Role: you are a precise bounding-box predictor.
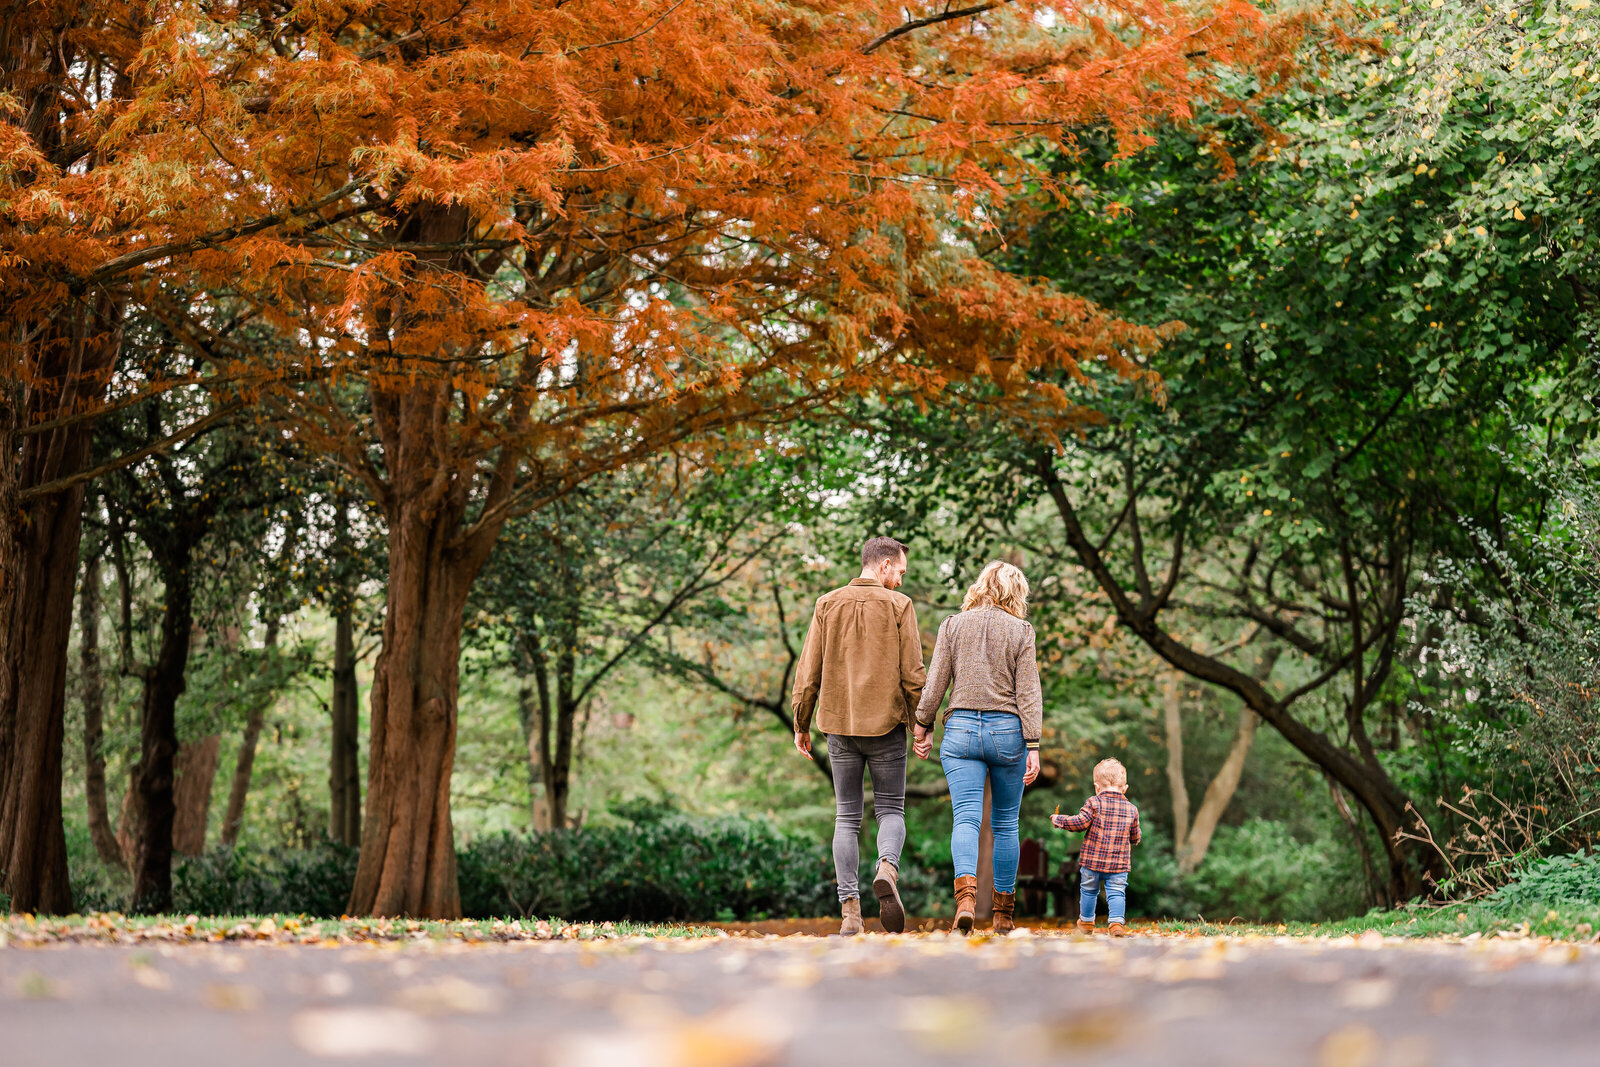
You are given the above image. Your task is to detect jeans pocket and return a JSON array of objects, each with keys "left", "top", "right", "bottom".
[
  {"left": 989, "top": 721, "right": 1024, "bottom": 764},
  {"left": 940, "top": 727, "right": 973, "bottom": 761}
]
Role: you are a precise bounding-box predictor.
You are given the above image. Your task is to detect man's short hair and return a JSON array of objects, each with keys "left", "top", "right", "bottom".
[{"left": 861, "top": 536, "right": 909, "bottom": 568}]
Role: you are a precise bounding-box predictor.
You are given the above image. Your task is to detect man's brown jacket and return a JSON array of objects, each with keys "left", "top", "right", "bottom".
[{"left": 791, "top": 577, "right": 926, "bottom": 737}]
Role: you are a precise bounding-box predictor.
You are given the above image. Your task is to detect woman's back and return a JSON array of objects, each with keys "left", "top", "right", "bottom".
[{"left": 917, "top": 606, "right": 1043, "bottom": 745}]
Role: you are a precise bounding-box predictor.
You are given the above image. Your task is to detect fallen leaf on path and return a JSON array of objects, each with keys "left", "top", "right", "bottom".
[
  {"left": 318, "top": 971, "right": 353, "bottom": 997},
  {"left": 1540, "top": 944, "right": 1581, "bottom": 965},
  {"left": 131, "top": 965, "right": 171, "bottom": 991},
  {"left": 1337, "top": 978, "right": 1395, "bottom": 1010},
  {"left": 546, "top": 997, "right": 790, "bottom": 1067},
  {"left": 1318, "top": 1024, "right": 1380, "bottom": 1067},
  {"left": 1035, "top": 1009, "right": 1131, "bottom": 1052},
  {"left": 291, "top": 1007, "right": 436, "bottom": 1058},
  {"left": 896, "top": 996, "right": 985, "bottom": 1053},
  {"left": 394, "top": 976, "right": 503, "bottom": 1014},
  {"left": 205, "top": 984, "right": 262, "bottom": 1011},
  {"left": 1152, "top": 957, "right": 1225, "bottom": 982},
  {"left": 16, "top": 972, "right": 59, "bottom": 999}
]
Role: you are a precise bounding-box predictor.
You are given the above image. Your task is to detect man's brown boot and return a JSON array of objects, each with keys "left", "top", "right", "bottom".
[
  {"left": 873, "top": 860, "right": 905, "bottom": 934},
  {"left": 1076, "top": 919, "right": 1095, "bottom": 936},
  {"left": 951, "top": 876, "right": 979, "bottom": 934},
  {"left": 1109, "top": 922, "right": 1129, "bottom": 938},
  {"left": 840, "top": 897, "right": 864, "bottom": 936},
  {"left": 992, "top": 891, "right": 1017, "bottom": 936}
]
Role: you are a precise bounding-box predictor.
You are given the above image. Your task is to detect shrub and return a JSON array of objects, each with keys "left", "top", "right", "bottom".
[
  {"left": 458, "top": 815, "right": 836, "bottom": 920},
  {"left": 1484, "top": 850, "right": 1600, "bottom": 914},
  {"left": 1124, "top": 827, "right": 1190, "bottom": 920},
  {"left": 1181, "top": 819, "right": 1365, "bottom": 922},
  {"left": 171, "top": 844, "right": 360, "bottom": 917}
]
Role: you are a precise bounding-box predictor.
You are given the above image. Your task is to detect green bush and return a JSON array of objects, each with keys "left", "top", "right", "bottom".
[
  {"left": 458, "top": 815, "right": 836, "bottom": 920},
  {"left": 1124, "top": 827, "right": 1190, "bottom": 919},
  {"left": 1485, "top": 850, "right": 1600, "bottom": 914},
  {"left": 171, "top": 844, "right": 360, "bottom": 917},
  {"left": 1181, "top": 819, "right": 1365, "bottom": 922}
]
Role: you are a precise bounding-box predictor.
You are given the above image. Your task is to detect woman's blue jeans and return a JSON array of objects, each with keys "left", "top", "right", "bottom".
[{"left": 940, "top": 710, "right": 1027, "bottom": 893}]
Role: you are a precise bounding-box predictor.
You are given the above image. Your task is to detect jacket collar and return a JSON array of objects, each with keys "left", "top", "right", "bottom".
[{"left": 849, "top": 577, "right": 883, "bottom": 588}]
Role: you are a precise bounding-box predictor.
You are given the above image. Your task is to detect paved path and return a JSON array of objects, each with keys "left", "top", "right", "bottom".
[{"left": 4, "top": 929, "right": 1599, "bottom": 1066}]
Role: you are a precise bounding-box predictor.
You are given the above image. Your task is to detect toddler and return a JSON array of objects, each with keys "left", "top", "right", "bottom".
[{"left": 1051, "top": 757, "right": 1141, "bottom": 936}]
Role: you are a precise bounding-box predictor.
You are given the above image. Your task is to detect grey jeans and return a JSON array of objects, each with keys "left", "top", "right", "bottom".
[{"left": 826, "top": 726, "right": 907, "bottom": 902}]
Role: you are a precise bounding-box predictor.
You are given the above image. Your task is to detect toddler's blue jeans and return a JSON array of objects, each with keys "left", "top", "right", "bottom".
[
  {"left": 1079, "top": 867, "right": 1129, "bottom": 924},
  {"left": 940, "top": 710, "right": 1027, "bottom": 893}
]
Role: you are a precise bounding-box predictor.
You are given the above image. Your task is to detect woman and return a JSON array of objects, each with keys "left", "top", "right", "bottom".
[{"left": 913, "top": 560, "right": 1042, "bottom": 935}]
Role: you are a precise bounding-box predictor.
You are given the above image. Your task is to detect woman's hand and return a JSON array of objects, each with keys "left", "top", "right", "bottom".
[
  {"left": 1023, "top": 750, "right": 1040, "bottom": 785},
  {"left": 912, "top": 724, "right": 934, "bottom": 760}
]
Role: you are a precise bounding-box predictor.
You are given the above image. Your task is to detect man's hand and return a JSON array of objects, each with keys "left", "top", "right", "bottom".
[
  {"left": 794, "top": 730, "right": 813, "bottom": 758},
  {"left": 912, "top": 723, "right": 933, "bottom": 760},
  {"left": 1023, "top": 750, "right": 1041, "bottom": 786}
]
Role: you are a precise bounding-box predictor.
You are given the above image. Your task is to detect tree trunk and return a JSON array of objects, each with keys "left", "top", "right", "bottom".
[
  {"left": 171, "top": 734, "right": 221, "bottom": 856},
  {"left": 348, "top": 203, "right": 513, "bottom": 917},
  {"left": 79, "top": 555, "right": 124, "bottom": 869},
  {"left": 129, "top": 557, "right": 195, "bottom": 913},
  {"left": 220, "top": 618, "right": 281, "bottom": 847},
  {"left": 329, "top": 601, "right": 361, "bottom": 846},
  {"left": 347, "top": 481, "right": 496, "bottom": 917},
  {"left": 1177, "top": 708, "right": 1258, "bottom": 874},
  {"left": 0, "top": 305, "right": 121, "bottom": 914},
  {"left": 515, "top": 683, "right": 552, "bottom": 830},
  {"left": 1162, "top": 670, "right": 1190, "bottom": 857}
]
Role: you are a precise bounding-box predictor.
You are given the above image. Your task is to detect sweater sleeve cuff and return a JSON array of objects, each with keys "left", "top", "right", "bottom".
[{"left": 1025, "top": 740, "right": 1040, "bottom": 750}]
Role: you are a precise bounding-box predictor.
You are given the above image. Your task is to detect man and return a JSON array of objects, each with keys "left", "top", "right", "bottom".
[{"left": 791, "top": 536, "right": 927, "bottom": 935}]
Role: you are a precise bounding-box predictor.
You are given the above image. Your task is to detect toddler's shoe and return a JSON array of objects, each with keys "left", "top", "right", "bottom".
[
  {"left": 1076, "top": 920, "right": 1095, "bottom": 935},
  {"left": 1109, "top": 922, "right": 1128, "bottom": 938}
]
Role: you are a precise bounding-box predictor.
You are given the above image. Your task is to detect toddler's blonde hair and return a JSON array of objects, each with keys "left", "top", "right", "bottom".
[
  {"left": 1093, "top": 758, "right": 1128, "bottom": 791},
  {"left": 961, "top": 560, "right": 1030, "bottom": 619}
]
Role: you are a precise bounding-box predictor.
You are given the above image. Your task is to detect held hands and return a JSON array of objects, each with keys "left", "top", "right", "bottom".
[{"left": 912, "top": 723, "right": 934, "bottom": 760}]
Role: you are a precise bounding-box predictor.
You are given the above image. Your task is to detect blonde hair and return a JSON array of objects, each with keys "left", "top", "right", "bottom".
[
  {"left": 1093, "top": 758, "right": 1128, "bottom": 791},
  {"left": 961, "top": 560, "right": 1030, "bottom": 619}
]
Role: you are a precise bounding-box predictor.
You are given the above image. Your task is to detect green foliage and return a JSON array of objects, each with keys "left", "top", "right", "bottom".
[
  {"left": 457, "top": 816, "right": 836, "bottom": 921},
  {"left": 1182, "top": 819, "right": 1367, "bottom": 923},
  {"left": 1486, "top": 851, "right": 1600, "bottom": 914},
  {"left": 170, "top": 845, "right": 360, "bottom": 918},
  {"left": 1409, "top": 432, "right": 1600, "bottom": 883},
  {"left": 1124, "top": 826, "right": 1188, "bottom": 919}
]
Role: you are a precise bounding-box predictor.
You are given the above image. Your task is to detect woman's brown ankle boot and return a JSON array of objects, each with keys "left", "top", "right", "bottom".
[
  {"left": 992, "top": 891, "right": 1016, "bottom": 935},
  {"left": 951, "top": 875, "right": 979, "bottom": 934}
]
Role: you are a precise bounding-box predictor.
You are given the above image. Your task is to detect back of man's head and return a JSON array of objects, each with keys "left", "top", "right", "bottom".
[{"left": 861, "top": 536, "right": 909, "bottom": 569}]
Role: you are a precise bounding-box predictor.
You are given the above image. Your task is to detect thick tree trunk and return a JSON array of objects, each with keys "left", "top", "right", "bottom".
[
  {"left": 0, "top": 307, "right": 120, "bottom": 914},
  {"left": 329, "top": 601, "right": 361, "bottom": 846},
  {"left": 347, "top": 485, "right": 495, "bottom": 917},
  {"left": 171, "top": 734, "right": 221, "bottom": 856},
  {"left": 348, "top": 203, "right": 512, "bottom": 916},
  {"left": 129, "top": 559, "right": 194, "bottom": 913},
  {"left": 79, "top": 556, "right": 124, "bottom": 869},
  {"left": 220, "top": 618, "right": 281, "bottom": 847}
]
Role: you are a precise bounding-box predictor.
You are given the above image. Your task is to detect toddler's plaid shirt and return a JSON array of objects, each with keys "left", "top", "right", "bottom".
[{"left": 1057, "top": 791, "right": 1141, "bottom": 873}]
